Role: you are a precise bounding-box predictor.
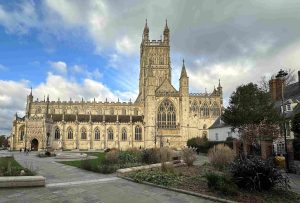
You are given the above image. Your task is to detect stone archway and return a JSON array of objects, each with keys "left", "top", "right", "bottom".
[{"left": 31, "top": 138, "right": 39, "bottom": 151}]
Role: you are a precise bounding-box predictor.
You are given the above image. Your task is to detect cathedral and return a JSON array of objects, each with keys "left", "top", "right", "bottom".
[{"left": 9, "top": 21, "right": 223, "bottom": 151}]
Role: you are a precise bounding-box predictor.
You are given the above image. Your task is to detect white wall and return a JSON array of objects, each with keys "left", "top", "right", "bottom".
[{"left": 208, "top": 127, "right": 239, "bottom": 141}]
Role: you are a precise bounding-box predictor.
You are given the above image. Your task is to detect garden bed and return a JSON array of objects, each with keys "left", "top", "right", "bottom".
[
  {"left": 0, "top": 157, "right": 35, "bottom": 176},
  {"left": 122, "top": 164, "right": 300, "bottom": 203}
]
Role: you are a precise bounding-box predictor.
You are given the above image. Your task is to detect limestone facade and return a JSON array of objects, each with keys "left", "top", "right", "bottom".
[{"left": 10, "top": 21, "right": 223, "bottom": 151}]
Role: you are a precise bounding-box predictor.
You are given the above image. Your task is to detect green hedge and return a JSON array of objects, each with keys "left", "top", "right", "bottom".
[{"left": 187, "top": 137, "right": 234, "bottom": 154}]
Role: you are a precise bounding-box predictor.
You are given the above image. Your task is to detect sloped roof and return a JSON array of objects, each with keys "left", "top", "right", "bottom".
[
  {"left": 208, "top": 116, "right": 231, "bottom": 129},
  {"left": 156, "top": 78, "right": 178, "bottom": 94}
]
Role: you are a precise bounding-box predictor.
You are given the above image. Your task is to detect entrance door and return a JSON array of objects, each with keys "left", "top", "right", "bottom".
[{"left": 31, "top": 139, "right": 39, "bottom": 151}]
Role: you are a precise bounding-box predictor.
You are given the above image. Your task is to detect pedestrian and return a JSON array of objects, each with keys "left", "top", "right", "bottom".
[
  {"left": 24, "top": 147, "right": 26, "bottom": 154},
  {"left": 19, "top": 148, "right": 22, "bottom": 153}
]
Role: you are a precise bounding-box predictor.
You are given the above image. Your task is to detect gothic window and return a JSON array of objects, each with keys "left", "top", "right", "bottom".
[
  {"left": 203, "top": 124, "right": 207, "bottom": 130},
  {"left": 110, "top": 108, "right": 114, "bottom": 115},
  {"left": 19, "top": 126, "right": 25, "bottom": 141},
  {"left": 122, "top": 108, "right": 126, "bottom": 115},
  {"left": 211, "top": 102, "right": 220, "bottom": 117},
  {"left": 67, "top": 128, "right": 73, "bottom": 139},
  {"left": 191, "top": 101, "right": 199, "bottom": 113},
  {"left": 94, "top": 128, "right": 100, "bottom": 140},
  {"left": 107, "top": 128, "right": 114, "bottom": 140},
  {"left": 81, "top": 128, "right": 87, "bottom": 140},
  {"left": 36, "top": 107, "right": 42, "bottom": 114},
  {"left": 201, "top": 103, "right": 209, "bottom": 117},
  {"left": 135, "top": 126, "right": 142, "bottom": 141},
  {"left": 157, "top": 99, "right": 176, "bottom": 129},
  {"left": 54, "top": 127, "right": 60, "bottom": 140},
  {"left": 203, "top": 131, "right": 208, "bottom": 139},
  {"left": 51, "top": 108, "right": 55, "bottom": 114},
  {"left": 121, "top": 128, "right": 127, "bottom": 141}
]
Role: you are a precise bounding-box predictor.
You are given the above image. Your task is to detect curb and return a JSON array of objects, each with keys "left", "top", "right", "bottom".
[
  {"left": 0, "top": 176, "right": 46, "bottom": 188},
  {"left": 119, "top": 176, "right": 237, "bottom": 203}
]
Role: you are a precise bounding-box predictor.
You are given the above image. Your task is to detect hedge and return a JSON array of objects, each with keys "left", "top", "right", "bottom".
[{"left": 187, "top": 137, "right": 234, "bottom": 154}]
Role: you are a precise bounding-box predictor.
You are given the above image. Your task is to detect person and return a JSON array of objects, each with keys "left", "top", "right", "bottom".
[
  {"left": 24, "top": 147, "right": 26, "bottom": 154},
  {"left": 19, "top": 148, "right": 22, "bottom": 153}
]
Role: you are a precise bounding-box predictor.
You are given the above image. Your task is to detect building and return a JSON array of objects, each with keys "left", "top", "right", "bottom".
[
  {"left": 9, "top": 21, "right": 223, "bottom": 151},
  {"left": 208, "top": 116, "right": 239, "bottom": 141},
  {"left": 269, "top": 71, "right": 300, "bottom": 155}
]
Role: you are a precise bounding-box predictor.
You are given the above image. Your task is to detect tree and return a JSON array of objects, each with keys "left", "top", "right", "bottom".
[
  {"left": 0, "top": 135, "right": 8, "bottom": 148},
  {"left": 222, "top": 83, "right": 282, "bottom": 155},
  {"left": 292, "top": 113, "right": 300, "bottom": 137}
]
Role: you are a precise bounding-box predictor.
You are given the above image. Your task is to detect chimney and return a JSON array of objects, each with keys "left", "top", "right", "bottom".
[{"left": 269, "top": 78, "right": 282, "bottom": 101}]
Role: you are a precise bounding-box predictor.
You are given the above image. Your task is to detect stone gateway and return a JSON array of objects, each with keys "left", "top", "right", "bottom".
[{"left": 10, "top": 21, "right": 223, "bottom": 151}]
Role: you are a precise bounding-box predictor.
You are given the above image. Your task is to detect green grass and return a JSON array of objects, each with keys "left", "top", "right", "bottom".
[
  {"left": 0, "top": 157, "right": 35, "bottom": 176},
  {"left": 59, "top": 152, "right": 106, "bottom": 170}
]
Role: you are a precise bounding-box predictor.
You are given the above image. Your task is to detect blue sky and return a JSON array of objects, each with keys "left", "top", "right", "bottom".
[{"left": 1, "top": 0, "right": 300, "bottom": 135}]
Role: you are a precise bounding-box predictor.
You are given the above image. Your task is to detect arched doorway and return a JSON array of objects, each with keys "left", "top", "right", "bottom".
[{"left": 31, "top": 139, "right": 39, "bottom": 151}]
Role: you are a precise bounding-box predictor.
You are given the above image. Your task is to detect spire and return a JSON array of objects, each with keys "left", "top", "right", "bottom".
[
  {"left": 218, "top": 79, "right": 221, "bottom": 87},
  {"left": 164, "top": 19, "right": 169, "bottom": 31},
  {"left": 180, "top": 59, "right": 188, "bottom": 79},
  {"left": 163, "top": 19, "right": 169, "bottom": 43},
  {"left": 47, "top": 94, "right": 49, "bottom": 102},
  {"left": 30, "top": 87, "right": 32, "bottom": 95}
]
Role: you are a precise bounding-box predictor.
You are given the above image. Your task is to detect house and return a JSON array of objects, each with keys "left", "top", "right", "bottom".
[{"left": 208, "top": 116, "right": 239, "bottom": 141}]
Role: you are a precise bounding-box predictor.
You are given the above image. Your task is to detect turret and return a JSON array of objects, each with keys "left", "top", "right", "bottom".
[
  {"left": 179, "top": 59, "right": 189, "bottom": 96},
  {"left": 26, "top": 87, "right": 33, "bottom": 117},
  {"left": 143, "top": 19, "right": 149, "bottom": 42},
  {"left": 163, "top": 19, "right": 169, "bottom": 44},
  {"left": 217, "top": 79, "right": 223, "bottom": 105}
]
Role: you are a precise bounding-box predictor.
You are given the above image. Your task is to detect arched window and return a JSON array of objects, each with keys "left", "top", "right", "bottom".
[
  {"left": 121, "top": 128, "right": 127, "bottom": 141},
  {"left": 94, "top": 128, "right": 100, "bottom": 140},
  {"left": 81, "top": 128, "right": 87, "bottom": 140},
  {"left": 67, "top": 128, "right": 73, "bottom": 139},
  {"left": 211, "top": 102, "right": 220, "bottom": 117},
  {"left": 157, "top": 99, "right": 176, "bottom": 129},
  {"left": 19, "top": 126, "right": 25, "bottom": 141},
  {"left": 36, "top": 107, "right": 42, "bottom": 114},
  {"left": 201, "top": 103, "right": 209, "bottom": 117},
  {"left": 135, "top": 126, "right": 142, "bottom": 141},
  {"left": 203, "top": 124, "right": 207, "bottom": 130},
  {"left": 107, "top": 128, "right": 113, "bottom": 140},
  {"left": 54, "top": 128, "right": 60, "bottom": 140}
]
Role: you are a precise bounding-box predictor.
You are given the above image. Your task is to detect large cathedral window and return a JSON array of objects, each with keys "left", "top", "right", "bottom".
[
  {"left": 121, "top": 128, "right": 127, "bottom": 141},
  {"left": 94, "top": 128, "right": 100, "bottom": 140},
  {"left": 201, "top": 103, "right": 210, "bottom": 117},
  {"left": 81, "top": 128, "right": 87, "bottom": 140},
  {"left": 67, "top": 128, "right": 73, "bottom": 139},
  {"left": 19, "top": 126, "right": 25, "bottom": 141},
  {"left": 135, "top": 126, "right": 142, "bottom": 141},
  {"left": 54, "top": 128, "right": 60, "bottom": 140},
  {"left": 211, "top": 102, "right": 220, "bottom": 117},
  {"left": 157, "top": 99, "right": 176, "bottom": 129},
  {"left": 107, "top": 128, "right": 114, "bottom": 140}
]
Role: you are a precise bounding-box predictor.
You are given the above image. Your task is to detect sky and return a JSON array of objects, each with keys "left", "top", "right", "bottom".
[{"left": 1, "top": 0, "right": 300, "bottom": 135}]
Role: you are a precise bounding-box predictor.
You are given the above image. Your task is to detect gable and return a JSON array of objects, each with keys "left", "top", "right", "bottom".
[{"left": 155, "top": 78, "right": 178, "bottom": 94}]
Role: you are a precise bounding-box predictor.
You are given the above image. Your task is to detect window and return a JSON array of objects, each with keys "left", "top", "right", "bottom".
[
  {"left": 211, "top": 102, "right": 220, "bottom": 117},
  {"left": 36, "top": 107, "right": 42, "bottom": 114},
  {"left": 110, "top": 108, "right": 114, "bottom": 115},
  {"left": 227, "top": 131, "right": 232, "bottom": 137},
  {"left": 157, "top": 99, "right": 176, "bottom": 129},
  {"left": 134, "top": 108, "right": 138, "bottom": 115},
  {"left": 67, "top": 128, "right": 73, "bottom": 139},
  {"left": 54, "top": 128, "right": 60, "bottom": 140},
  {"left": 203, "top": 124, "right": 207, "bottom": 130},
  {"left": 135, "top": 126, "right": 142, "bottom": 141},
  {"left": 287, "top": 104, "right": 291, "bottom": 111},
  {"left": 19, "top": 126, "right": 25, "bottom": 141},
  {"left": 276, "top": 143, "right": 285, "bottom": 155},
  {"left": 202, "top": 131, "right": 207, "bottom": 139},
  {"left": 107, "top": 128, "right": 114, "bottom": 140},
  {"left": 81, "top": 128, "right": 87, "bottom": 139},
  {"left": 94, "top": 128, "right": 100, "bottom": 140},
  {"left": 122, "top": 108, "right": 126, "bottom": 115},
  {"left": 201, "top": 103, "right": 209, "bottom": 117},
  {"left": 215, "top": 133, "right": 219, "bottom": 141},
  {"left": 121, "top": 128, "right": 127, "bottom": 141},
  {"left": 191, "top": 101, "right": 199, "bottom": 113}
]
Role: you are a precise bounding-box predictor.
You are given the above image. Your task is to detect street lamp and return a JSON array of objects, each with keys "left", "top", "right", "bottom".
[{"left": 275, "top": 69, "right": 289, "bottom": 171}]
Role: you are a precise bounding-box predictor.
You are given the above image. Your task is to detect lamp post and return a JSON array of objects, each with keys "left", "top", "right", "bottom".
[{"left": 275, "top": 69, "right": 289, "bottom": 171}]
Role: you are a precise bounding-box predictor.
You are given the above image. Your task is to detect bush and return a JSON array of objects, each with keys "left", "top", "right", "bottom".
[
  {"left": 205, "top": 172, "right": 238, "bottom": 196},
  {"left": 141, "top": 148, "right": 160, "bottom": 164},
  {"left": 187, "top": 137, "right": 233, "bottom": 154},
  {"left": 98, "top": 164, "right": 118, "bottom": 174},
  {"left": 181, "top": 147, "right": 197, "bottom": 166},
  {"left": 118, "top": 150, "right": 141, "bottom": 164},
  {"left": 159, "top": 147, "right": 174, "bottom": 163},
  {"left": 105, "top": 150, "right": 119, "bottom": 164},
  {"left": 130, "top": 170, "right": 181, "bottom": 186},
  {"left": 208, "top": 144, "right": 235, "bottom": 169},
  {"left": 230, "top": 155, "right": 289, "bottom": 191},
  {"left": 161, "top": 162, "right": 174, "bottom": 173},
  {"left": 81, "top": 159, "right": 93, "bottom": 171},
  {"left": 45, "top": 151, "right": 51, "bottom": 156}
]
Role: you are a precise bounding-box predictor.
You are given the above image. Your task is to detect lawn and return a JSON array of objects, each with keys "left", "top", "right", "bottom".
[
  {"left": 0, "top": 156, "right": 35, "bottom": 176},
  {"left": 59, "top": 152, "right": 106, "bottom": 170}
]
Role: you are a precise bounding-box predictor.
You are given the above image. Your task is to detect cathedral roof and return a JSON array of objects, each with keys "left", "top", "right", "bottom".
[{"left": 156, "top": 78, "right": 178, "bottom": 94}]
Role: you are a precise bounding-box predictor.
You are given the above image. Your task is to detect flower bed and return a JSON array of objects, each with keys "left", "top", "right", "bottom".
[{"left": 0, "top": 157, "right": 35, "bottom": 176}]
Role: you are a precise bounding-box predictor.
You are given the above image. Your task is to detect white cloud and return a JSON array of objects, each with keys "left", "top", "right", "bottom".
[
  {"left": 116, "top": 36, "right": 137, "bottom": 55},
  {"left": 49, "top": 61, "right": 67, "bottom": 73},
  {"left": 0, "top": 64, "right": 7, "bottom": 71},
  {"left": 0, "top": 1, "right": 38, "bottom": 34}
]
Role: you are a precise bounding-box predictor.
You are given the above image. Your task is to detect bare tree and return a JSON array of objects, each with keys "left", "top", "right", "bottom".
[{"left": 284, "top": 68, "right": 296, "bottom": 86}]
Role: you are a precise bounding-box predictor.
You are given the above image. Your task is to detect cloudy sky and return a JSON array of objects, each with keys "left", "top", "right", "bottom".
[{"left": 1, "top": 0, "right": 300, "bottom": 135}]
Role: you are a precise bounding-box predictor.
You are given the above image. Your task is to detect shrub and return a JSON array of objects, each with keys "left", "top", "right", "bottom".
[
  {"left": 130, "top": 170, "right": 181, "bottom": 186},
  {"left": 98, "top": 164, "right": 118, "bottom": 174},
  {"left": 187, "top": 137, "right": 234, "bottom": 154},
  {"left": 181, "top": 147, "right": 197, "bottom": 166},
  {"left": 45, "top": 151, "right": 51, "bottom": 156},
  {"left": 141, "top": 148, "right": 160, "bottom": 164},
  {"left": 161, "top": 162, "right": 174, "bottom": 173},
  {"left": 118, "top": 150, "right": 141, "bottom": 164},
  {"left": 81, "top": 159, "right": 93, "bottom": 171},
  {"left": 205, "top": 172, "right": 238, "bottom": 196},
  {"left": 208, "top": 144, "right": 235, "bottom": 169},
  {"left": 230, "top": 155, "right": 289, "bottom": 191},
  {"left": 105, "top": 150, "right": 119, "bottom": 164},
  {"left": 159, "top": 147, "right": 174, "bottom": 163}
]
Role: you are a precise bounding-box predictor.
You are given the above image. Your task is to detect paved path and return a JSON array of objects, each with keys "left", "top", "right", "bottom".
[{"left": 0, "top": 151, "right": 213, "bottom": 203}]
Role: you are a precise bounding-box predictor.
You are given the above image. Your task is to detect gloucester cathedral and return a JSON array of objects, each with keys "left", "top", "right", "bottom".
[{"left": 10, "top": 21, "right": 223, "bottom": 151}]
